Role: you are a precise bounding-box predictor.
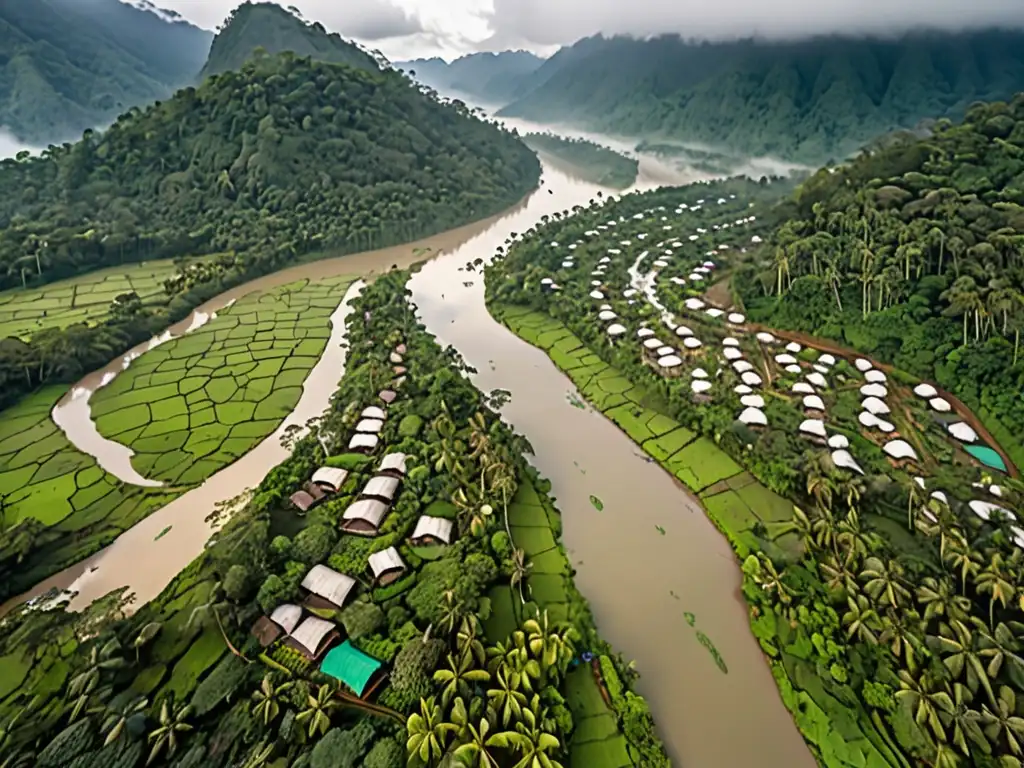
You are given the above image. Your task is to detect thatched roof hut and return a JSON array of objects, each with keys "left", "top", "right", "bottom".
[
  {"left": 312, "top": 467, "right": 349, "bottom": 493},
  {"left": 290, "top": 490, "right": 318, "bottom": 513},
  {"left": 348, "top": 433, "right": 380, "bottom": 452},
  {"left": 270, "top": 604, "right": 303, "bottom": 634},
  {"left": 285, "top": 616, "right": 340, "bottom": 660},
  {"left": 251, "top": 616, "right": 283, "bottom": 647},
  {"left": 411, "top": 515, "right": 454, "bottom": 545},
  {"left": 301, "top": 564, "right": 356, "bottom": 611},
  {"left": 341, "top": 499, "right": 390, "bottom": 536},
  {"left": 362, "top": 475, "right": 400, "bottom": 502},
  {"left": 368, "top": 546, "right": 406, "bottom": 586},
  {"left": 378, "top": 453, "right": 407, "bottom": 477}
]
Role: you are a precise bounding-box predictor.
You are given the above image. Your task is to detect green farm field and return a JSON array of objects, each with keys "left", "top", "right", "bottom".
[
  {"left": 90, "top": 276, "right": 355, "bottom": 485},
  {"left": 0, "top": 259, "right": 187, "bottom": 340}
]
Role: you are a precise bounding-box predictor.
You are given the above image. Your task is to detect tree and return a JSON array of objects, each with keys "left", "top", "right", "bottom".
[
  {"left": 894, "top": 669, "right": 953, "bottom": 742},
  {"left": 147, "top": 700, "right": 192, "bottom": 765},
  {"left": 433, "top": 652, "right": 490, "bottom": 708},
  {"left": 252, "top": 675, "right": 294, "bottom": 726},
  {"left": 296, "top": 684, "right": 339, "bottom": 739},
  {"left": 67, "top": 639, "right": 127, "bottom": 721},
  {"left": 842, "top": 595, "right": 882, "bottom": 644},
  {"left": 405, "top": 697, "right": 456, "bottom": 766},
  {"left": 981, "top": 686, "right": 1024, "bottom": 755},
  {"left": 100, "top": 695, "right": 147, "bottom": 746}
]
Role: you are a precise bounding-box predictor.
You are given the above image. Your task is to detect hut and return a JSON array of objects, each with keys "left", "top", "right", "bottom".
[
  {"left": 251, "top": 616, "right": 284, "bottom": 647},
  {"left": 285, "top": 616, "right": 340, "bottom": 661},
  {"left": 684, "top": 298, "right": 705, "bottom": 311},
  {"left": 792, "top": 382, "right": 814, "bottom": 395},
  {"left": 356, "top": 418, "right": 384, "bottom": 434},
  {"left": 968, "top": 500, "right": 1012, "bottom": 521},
  {"left": 637, "top": 328, "right": 655, "bottom": 339},
  {"left": 290, "top": 485, "right": 325, "bottom": 513},
  {"left": 341, "top": 499, "right": 390, "bottom": 536},
  {"left": 861, "top": 397, "right": 890, "bottom": 416},
  {"left": 828, "top": 434, "right": 849, "bottom": 449},
  {"left": 675, "top": 326, "right": 694, "bottom": 337},
  {"left": 320, "top": 641, "right": 386, "bottom": 698},
  {"left": 864, "top": 370, "right": 887, "bottom": 384},
  {"left": 882, "top": 440, "right": 918, "bottom": 465},
  {"left": 606, "top": 323, "right": 627, "bottom": 337},
  {"left": 799, "top": 419, "right": 827, "bottom": 443},
  {"left": 657, "top": 355, "right": 683, "bottom": 374},
  {"left": 756, "top": 332, "right": 776, "bottom": 344},
  {"left": 734, "top": 384, "right": 753, "bottom": 395},
  {"left": 965, "top": 445, "right": 1008, "bottom": 473},
  {"left": 682, "top": 337, "right": 703, "bottom": 352},
  {"left": 393, "top": 376, "right": 407, "bottom": 389},
  {"left": 855, "top": 359, "right": 873, "bottom": 372},
  {"left": 831, "top": 450, "right": 864, "bottom": 474},
  {"left": 656, "top": 346, "right": 675, "bottom": 358},
  {"left": 860, "top": 383, "right": 887, "bottom": 399},
  {"left": 348, "top": 433, "right": 379, "bottom": 452},
  {"left": 818, "top": 354, "right": 836, "bottom": 366},
  {"left": 393, "top": 365, "right": 408, "bottom": 376},
  {"left": 806, "top": 372, "right": 828, "bottom": 389},
  {"left": 361, "top": 475, "right": 401, "bottom": 503},
  {"left": 361, "top": 406, "right": 387, "bottom": 421},
  {"left": 929, "top": 397, "right": 952, "bottom": 413},
  {"left": 914, "top": 383, "right": 938, "bottom": 398},
  {"left": 740, "top": 394, "right": 765, "bottom": 408},
  {"left": 379, "top": 389, "right": 397, "bottom": 405},
  {"left": 378, "top": 453, "right": 408, "bottom": 477},
  {"left": 785, "top": 342, "right": 802, "bottom": 353},
  {"left": 691, "top": 380, "right": 713, "bottom": 397},
  {"left": 741, "top": 371, "right": 763, "bottom": 387},
  {"left": 803, "top": 395, "right": 826, "bottom": 413},
  {"left": 598, "top": 310, "right": 617, "bottom": 321},
  {"left": 270, "top": 604, "right": 303, "bottom": 635},
  {"left": 727, "top": 313, "right": 745, "bottom": 324},
  {"left": 368, "top": 546, "right": 406, "bottom": 586},
  {"left": 411, "top": 515, "right": 454, "bottom": 546},
  {"left": 705, "top": 308, "right": 725, "bottom": 319},
  {"left": 733, "top": 360, "right": 754, "bottom": 374},
  {"left": 642, "top": 338, "right": 664, "bottom": 354},
  {"left": 301, "top": 565, "right": 357, "bottom": 611},
  {"left": 389, "top": 352, "right": 403, "bottom": 364},
  {"left": 723, "top": 338, "right": 740, "bottom": 347},
  {"left": 775, "top": 354, "right": 798, "bottom": 366},
  {"left": 311, "top": 467, "right": 349, "bottom": 493},
  {"left": 724, "top": 347, "right": 743, "bottom": 361},
  {"left": 395, "top": 343, "right": 407, "bottom": 355},
  {"left": 785, "top": 365, "right": 802, "bottom": 375},
  {"left": 738, "top": 407, "right": 767, "bottom": 427},
  {"left": 947, "top": 422, "right": 978, "bottom": 443}
]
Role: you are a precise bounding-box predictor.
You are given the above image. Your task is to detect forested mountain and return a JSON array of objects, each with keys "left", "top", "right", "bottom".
[
  {"left": 498, "top": 30, "right": 1024, "bottom": 163},
  {"left": 0, "top": 51, "right": 539, "bottom": 406},
  {"left": 397, "top": 50, "right": 545, "bottom": 104},
  {"left": 737, "top": 93, "right": 1024, "bottom": 469},
  {"left": 0, "top": 0, "right": 212, "bottom": 145},
  {"left": 199, "top": 2, "right": 378, "bottom": 80}
]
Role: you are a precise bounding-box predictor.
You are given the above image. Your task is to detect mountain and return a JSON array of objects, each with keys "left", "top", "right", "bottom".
[
  {"left": 497, "top": 30, "right": 1024, "bottom": 163},
  {"left": 199, "top": 2, "right": 377, "bottom": 80},
  {"left": 0, "top": 0, "right": 212, "bottom": 145},
  {"left": 397, "top": 50, "right": 545, "bottom": 105}
]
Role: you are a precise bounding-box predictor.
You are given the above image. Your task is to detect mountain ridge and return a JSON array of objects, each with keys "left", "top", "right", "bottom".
[{"left": 397, "top": 50, "right": 545, "bottom": 104}]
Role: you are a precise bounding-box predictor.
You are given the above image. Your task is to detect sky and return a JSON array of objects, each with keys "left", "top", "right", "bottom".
[{"left": 158, "top": 0, "right": 1024, "bottom": 60}]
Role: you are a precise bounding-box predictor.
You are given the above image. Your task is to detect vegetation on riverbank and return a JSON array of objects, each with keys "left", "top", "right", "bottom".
[
  {"left": 736, "top": 93, "right": 1024, "bottom": 478},
  {"left": 522, "top": 133, "right": 638, "bottom": 188},
  {"left": 0, "top": 270, "right": 667, "bottom": 767},
  {"left": 91, "top": 276, "right": 354, "bottom": 486},
  {"left": 485, "top": 175, "right": 1024, "bottom": 767}
]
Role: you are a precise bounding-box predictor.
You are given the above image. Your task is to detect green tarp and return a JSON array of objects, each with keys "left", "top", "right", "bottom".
[
  {"left": 319, "top": 640, "right": 382, "bottom": 696},
  {"left": 966, "top": 444, "right": 1008, "bottom": 473}
]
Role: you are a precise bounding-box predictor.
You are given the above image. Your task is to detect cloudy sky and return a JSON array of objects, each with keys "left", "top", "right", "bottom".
[{"left": 157, "top": 0, "right": 1024, "bottom": 60}]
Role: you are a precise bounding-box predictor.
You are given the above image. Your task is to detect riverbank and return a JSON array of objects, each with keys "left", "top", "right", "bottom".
[
  {"left": 487, "top": 302, "right": 908, "bottom": 768},
  {"left": 524, "top": 134, "right": 639, "bottom": 189}
]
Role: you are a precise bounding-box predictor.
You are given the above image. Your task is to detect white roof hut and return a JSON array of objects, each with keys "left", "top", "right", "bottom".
[
  {"left": 914, "top": 383, "right": 938, "bottom": 398},
  {"left": 691, "top": 380, "right": 713, "bottom": 394},
  {"left": 706, "top": 308, "right": 725, "bottom": 318},
  {"left": 342, "top": 499, "right": 390, "bottom": 535},
  {"left": 756, "top": 332, "right": 776, "bottom": 344},
  {"left": 723, "top": 337, "right": 740, "bottom": 347},
  {"left": 785, "top": 365, "right": 802, "bottom": 375},
  {"left": 589, "top": 290, "right": 605, "bottom": 300},
  {"left": 929, "top": 397, "right": 952, "bottom": 413},
  {"left": 311, "top": 467, "right": 349, "bottom": 493},
  {"left": 540, "top": 278, "right": 553, "bottom": 286},
  {"left": 804, "top": 395, "right": 826, "bottom": 411},
  {"left": 739, "top": 407, "right": 768, "bottom": 426},
  {"left": 806, "top": 372, "right": 828, "bottom": 389},
  {"left": 637, "top": 328, "right": 655, "bottom": 338},
  {"left": 378, "top": 453, "right": 408, "bottom": 476},
  {"left": 785, "top": 342, "right": 801, "bottom": 353},
  {"left": 828, "top": 434, "right": 850, "bottom": 449},
  {"left": 877, "top": 419, "right": 896, "bottom": 433},
  {"left": 864, "top": 370, "right": 887, "bottom": 383},
  {"left": 855, "top": 359, "right": 873, "bottom": 372},
  {"left": 301, "top": 565, "right": 356, "bottom": 610},
  {"left": 947, "top": 422, "right": 978, "bottom": 443},
  {"left": 270, "top": 604, "right": 303, "bottom": 634},
  {"left": 675, "top": 326, "right": 694, "bottom": 337},
  {"left": 656, "top": 346, "right": 676, "bottom": 357},
  {"left": 723, "top": 347, "right": 743, "bottom": 360},
  {"left": 361, "top": 406, "right": 386, "bottom": 420},
  {"left": 684, "top": 298, "right": 706, "bottom": 311},
  {"left": 643, "top": 338, "right": 663, "bottom": 350},
  {"left": 831, "top": 450, "right": 864, "bottom": 474},
  {"left": 389, "top": 352, "right": 404, "bottom": 364},
  {"left": 969, "top": 500, "right": 1012, "bottom": 521},
  {"left": 861, "top": 397, "right": 891, "bottom": 416},
  {"left": 799, "top": 419, "right": 827, "bottom": 439},
  {"left": 689, "top": 273, "right": 704, "bottom": 281},
  {"left": 818, "top": 354, "right": 836, "bottom": 366},
  {"left": 860, "top": 384, "right": 887, "bottom": 399},
  {"left": 775, "top": 354, "right": 798, "bottom": 365},
  {"left": 883, "top": 440, "right": 918, "bottom": 461},
  {"left": 931, "top": 491, "right": 948, "bottom": 505},
  {"left": 659, "top": 355, "right": 683, "bottom": 369},
  {"left": 741, "top": 394, "right": 765, "bottom": 408},
  {"left": 607, "top": 324, "right": 627, "bottom": 336},
  {"left": 368, "top": 547, "right": 406, "bottom": 583},
  {"left": 812, "top": 364, "right": 830, "bottom": 375},
  {"left": 858, "top": 412, "right": 879, "bottom": 429},
  {"left": 734, "top": 384, "right": 753, "bottom": 394},
  {"left": 792, "top": 382, "right": 815, "bottom": 395},
  {"left": 692, "top": 368, "right": 709, "bottom": 379},
  {"left": 411, "top": 516, "right": 454, "bottom": 545},
  {"left": 355, "top": 418, "right": 384, "bottom": 434},
  {"left": 348, "top": 433, "right": 379, "bottom": 452},
  {"left": 683, "top": 337, "right": 703, "bottom": 349},
  {"left": 728, "top": 313, "right": 746, "bottom": 324},
  {"left": 362, "top": 475, "right": 400, "bottom": 502},
  {"left": 624, "top": 288, "right": 638, "bottom": 297},
  {"left": 287, "top": 616, "right": 338, "bottom": 660},
  {"left": 598, "top": 310, "right": 617, "bottom": 321},
  {"left": 733, "top": 360, "right": 754, "bottom": 373},
  {"left": 741, "top": 371, "right": 763, "bottom": 387}
]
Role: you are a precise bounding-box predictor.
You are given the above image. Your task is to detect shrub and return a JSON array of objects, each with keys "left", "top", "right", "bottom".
[
  {"left": 620, "top": 692, "right": 670, "bottom": 768},
  {"left": 257, "top": 574, "right": 293, "bottom": 614},
  {"left": 490, "top": 531, "right": 512, "bottom": 562},
  {"left": 326, "top": 453, "right": 372, "bottom": 470},
  {"left": 381, "top": 637, "right": 444, "bottom": 712},
  {"left": 397, "top": 414, "right": 423, "bottom": 437},
  {"left": 191, "top": 655, "right": 250, "bottom": 716},
  {"left": 386, "top": 605, "right": 411, "bottom": 634},
  {"left": 310, "top": 722, "right": 375, "bottom": 768},
  {"left": 37, "top": 719, "right": 96, "bottom": 767},
  {"left": 340, "top": 600, "right": 384, "bottom": 639},
  {"left": 223, "top": 564, "right": 254, "bottom": 603},
  {"left": 598, "top": 655, "right": 624, "bottom": 705},
  {"left": 371, "top": 571, "right": 417, "bottom": 602},
  {"left": 292, "top": 524, "right": 336, "bottom": 564},
  {"left": 363, "top": 737, "right": 404, "bottom": 768}
]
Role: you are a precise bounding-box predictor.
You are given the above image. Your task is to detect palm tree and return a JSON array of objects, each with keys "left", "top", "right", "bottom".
[
  {"left": 842, "top": 595, "right": 882, "bottom": 644},
  {"left": 456, "top": 616, "right": 487, "bottom": 668},
  {"left": 946, "top": 683, "right": 988, "bottom": 758},
  {"left": 509, "top": 548, "right": 532, "bottom": 605},
  {"left": 434, "top": 653, "right": 491, "bottom": 707},
  {"left": 101, "top": 695, "right": 147, "bottom": 746},
  {"left": 894, "top": 669, "right": 953, "bottom": 742},
  {"left": 449, "top": 698, "right": 516, "bottom": 768},
  {"left": 944, "top": 536, "right": 983, "bottom": 595},
  {"left": 880, "top": 609, "right": 924, "bottom": 672},
  {"left": 978, "top": 622, "right": 1024, "bottom": 686},
  {"left": 510, "top": 706, "right": 564, "bottom": 768},
  {"left": 819, "top": 551, "right": 859, "bottom": 596},
  {"left": 147, "top": 700, "right": 192, "bottom": 765},
  {"left": 917, "top": 577, "right": 971, "bottom": 627},
  {"left": 860, "top": 556, "right": 911, "bottom": 609},
  {"left": 406, "top": 697, "right": 456, "bottom": 766},
  {"left": 488, "top": 666, "right": 528, "bottom": 726},
  {"left": 981, "top": 686, "right": 1024, "bottom": 755},
  {"left": 252, "top": 675, "right": 294, "bottom": 726},
  {"left": 942, "top": 275, "right": 984, "bottom": 345},
  {"left": 67, "top": 639, "right": 127, "bottom": 721},
  {"left": 838, "top": 510, "right": 879, "bottom": 560},
  {"left": 976, "top": 553, "right": 1016, "bottom": 628},
  {"left": 295, "top": 684, "right": 339, "bottom": 739},
  {"left": 931, "top": 621, "right": 996, "bottom": 709}
]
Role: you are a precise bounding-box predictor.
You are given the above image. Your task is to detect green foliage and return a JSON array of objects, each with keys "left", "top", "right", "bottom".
[
  {"left": 398, "top": 50, "right": 544, "bottom": 105},
  {"left": 291, "top": 524, "right": 337, "bottom": 565},
  {"left": 190, "top": 654, "right": 249, "bottom": 716},
  {"left": 325, "top": 453, "right": 374, "bottom": 470},
  {"left": 37, "top": 718, "right": 96, "bottom": 767},
  {"left": 339, "top": 600, "right": 384, "bottom": 640},
  {"left": 256, "top": 574, "right": 293, "bottom": 614},
  {"left": 598, "top": 655, "right": 624, "bottom": 705},
  {"left": 490, "top": 530, "right": 512, "bottom": 562},
  {"left": 522, "top": 132, "right": 638, "bottom": 188},
  {"left": 499, "top": 30, "right": 1024, "bottom": 163},
  {"left": 397, "top": 414, "right": 423, "bottom": 437},
  {"left": 362, "top": 736, "right": 404, "bottom": 768},
  {"left": 222, "top": 564, "right": 253, "bottom": 603},
  {"left": 309, "top": 722, "right": 376, "bottom": 768},
  {"left": 381, "top": 637, "right": 445, "bottom": 712}
]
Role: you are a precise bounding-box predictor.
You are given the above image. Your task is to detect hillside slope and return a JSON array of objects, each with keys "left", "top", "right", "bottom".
[
  {"left": 397, "top": 50, "right": 544, "bottom": 104},
  {"left": 199, "top": 2, "right": 377, "bottom": 80},
  {"left": 0, "top": 0, "right": 211, "bottom": 144},
  {"left": 498, "top": 31, "right": 1024, "bottom": 163},
  {"left": 737, "top": 93, "right": 1024, "bottom": 466}
]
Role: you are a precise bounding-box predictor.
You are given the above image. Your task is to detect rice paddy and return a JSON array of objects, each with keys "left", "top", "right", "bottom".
[
  {"left": 89, "top": 276, "right": 354, "bottom": 485},
  {"left": 0, "top": 259, "right": 188, "bottom": 339}
]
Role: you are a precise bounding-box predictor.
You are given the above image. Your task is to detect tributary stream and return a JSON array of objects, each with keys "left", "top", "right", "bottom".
[{"left": 7, "top": 161, "right": 815, "bottom": 767}]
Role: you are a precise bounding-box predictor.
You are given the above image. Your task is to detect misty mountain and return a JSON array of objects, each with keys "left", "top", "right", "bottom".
[
  {"left": 497, "top": 30, "right": 1024, "bottom": 163},
  {"left": 199, "top": 2, "right": 378, "bottom": 80},
  {"left": 0, "top": 0, "right": 212, "bottom": 145},
  {"left": 397, "top": 50, "right": 545, "bottom": 104}
]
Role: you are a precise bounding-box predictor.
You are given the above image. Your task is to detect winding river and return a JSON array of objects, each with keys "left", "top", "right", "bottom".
[{"left": 6, "top": 158, "right": 815, "bottom": 766}]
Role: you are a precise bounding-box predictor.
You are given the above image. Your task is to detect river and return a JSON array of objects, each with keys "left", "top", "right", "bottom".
[{"left": 6, "top": 160, "right": 814, "bottom": 766}]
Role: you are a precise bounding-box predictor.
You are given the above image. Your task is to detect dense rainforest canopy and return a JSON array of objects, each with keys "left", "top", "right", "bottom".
[
  {"left": 396, "top": 51, "right": 545, "bottom": 105},
  {"left": 199, "top": 2, "right": 379, "bottom": 81},
  {"left": 498, "top": 30, "right": 1024, "bottom": 164},
  {"left": 520, "top": 132, "right": 638, "bottom": 188},
  {"left": 738, "top": 92, "right": 1024, "bottom": 471},
  {"left": 0, "top": 0, "right": 211, "bottom": 145}
]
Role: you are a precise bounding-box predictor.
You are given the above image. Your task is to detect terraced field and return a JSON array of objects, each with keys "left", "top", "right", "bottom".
[
  {"left": 90, "top": 276, "right": 354, "bottom": 486},
  {"left": 0, "top": 260, "right": 187, "bottom": 339}
]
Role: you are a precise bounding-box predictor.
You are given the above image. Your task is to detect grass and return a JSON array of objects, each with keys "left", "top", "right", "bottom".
[
  {"left": 564, "top": 665, "right": 633, "bottom": 768},
  {"left": 0, "top": 258, "right": 197, "bottom": 340},
  {"left": 91, "top": 276, "right": 354, "bottom": 485}
]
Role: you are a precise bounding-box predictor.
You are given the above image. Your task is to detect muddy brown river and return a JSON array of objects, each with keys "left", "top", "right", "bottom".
[{"left": 7, "top": 159, "right": 814, "bottom": 767}]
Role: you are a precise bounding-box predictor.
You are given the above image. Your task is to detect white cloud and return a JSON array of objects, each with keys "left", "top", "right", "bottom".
[{"left": 484, "top": 0, "right": 1024, "bottom": 47}]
